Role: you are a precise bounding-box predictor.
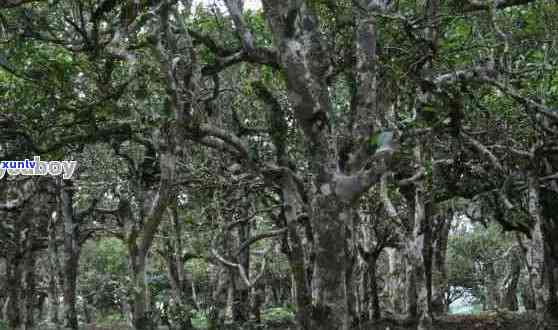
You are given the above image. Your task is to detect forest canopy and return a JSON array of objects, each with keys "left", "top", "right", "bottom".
[{"left": 0, "top": 0, "right": 557, "bottom": 330}]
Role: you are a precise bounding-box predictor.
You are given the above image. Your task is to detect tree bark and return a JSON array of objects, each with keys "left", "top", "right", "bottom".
[
  {"left": 279, "top": 174, "right": 313, "bottom": 330},
  {"left": 430, "top": 214, "right": 451, "bottom": 316},
  {"left": 384, "top": 247, "right": 406, "bottom": 316},
  {"left": 501, "top": 252, "right": 521, "bottom": 311},
  {"left": 484, "top": 262, "right": 500, "bottom": 310},
  {"left": 525, "top": 173, "right": 551, "bottom": 329},
  {"left": 128, "top": 248, "right": 154, "bottom": 330},
  {"left": 232, "top": 216, "right": 251, "bottom": 323},
  {"left": 367, "top": 253, "right": 381, "bottom": 322},
  {"left": 47, "top": 210, "right": 61, "bottom": 328},
  {"left": 60, "top": 181, "right": 81, "bottom": 330},
  {"left": 310, "top": 200, "right": 349, "bottom": 330},
  {"left": 163, "top": 206, "right": 194, "bottom": 330},
  {"left": 21, "top": 239, "right": 36, "bottom": 330},
  {"left": 404, "top": 144, "right": 432, "bottom": 330},
  {"left": 6, "top": 252, "right": 22, "bottom": 329}
]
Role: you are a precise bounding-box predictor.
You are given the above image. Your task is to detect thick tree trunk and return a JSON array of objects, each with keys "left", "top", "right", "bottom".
[
  {"left": 128, "top": 247, "right": 155, "bottom": 330},
  {"left": 310, "top": 199, "right": 348, "bottom": 330}
]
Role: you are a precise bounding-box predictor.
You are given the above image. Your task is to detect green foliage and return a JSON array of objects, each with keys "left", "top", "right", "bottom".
[
  {"left": 79, "top": 238, "right": 128, "bottom": 314},
  {"left": 192, "top": 311, "right": 209, "bottom": 329},
  {"left": 94, "top": 238, "right": 128, "bottom": 274},
  {"left": 261, "top": 307, "right": 295, "bottom": 322},
  {"left": 447, "top": 220, "right": 516, "bottom": 306},
  {"left": 95, "top": 313, "right": 126, "bottom": 328}
]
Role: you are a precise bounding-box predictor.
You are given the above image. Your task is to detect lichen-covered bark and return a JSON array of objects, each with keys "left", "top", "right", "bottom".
[
  {"left": 525, "top": 173, "right": 552, "bottom": 329},
  {"left": 310, "top": 198, "right": 348, "bottom": 330},
  {"left": 430, "top": 213, "right": 451, "bottom": 315},
  {"left": 384, "top": 247, "right": 407, "bottom": 316},
  {"left": 400, "top": 143, "right": 432, "bottom": 330},
  {"left": 279, "top": 174, "right": 313, "bottom": 330},
  {"left": 258, "top": 1, "right": 393, "bottom": 328}
]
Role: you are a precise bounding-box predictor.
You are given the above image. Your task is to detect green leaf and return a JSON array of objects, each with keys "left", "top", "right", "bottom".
[{"left": 368, "top": 132, "right": 382, "bottom": 148}]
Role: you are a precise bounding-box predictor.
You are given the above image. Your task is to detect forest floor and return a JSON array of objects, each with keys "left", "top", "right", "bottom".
[
  {"left": 83, "top": 311, "right": 558, "bottom": 329},
  {"left": 366, "top": 312, "right": 558, "bottom": 330},
  {"left": 261, "top": 311, "right": 557, "bottom": 330}
]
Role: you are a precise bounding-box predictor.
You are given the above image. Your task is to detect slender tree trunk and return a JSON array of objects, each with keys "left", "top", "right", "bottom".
[
  {"left": 208, "top": 267, "right": 227, "bottom": 330},
  {"left": 484, "top": 263, "right": 499, "bottom": 310},
  {"left": 60, "top": 181, "right": 81, "bottom": 330},
  {"left": 367, "top": 253, "right": 381, "bottom": 322},
  {"left": 359, "top": 262, "right": 369, "bottom": 323},
  {"left": 345, "top": 256, "right": 357, "bottom": 329},
  {"left": 522, "top": 283, "right": 536, "bottom": 311},
  {"left": 252, "top": 284, "right": 264, "bottom": 323},
  {"left": 127, "top": 241, "right": 155, "bottom": 330},
  {"left": 430, "top": 214, "right": 450, "bottom": 316},
  {"left": 345, "top": 216, "right": 358, "bottom": 329},
  {"left": 21, "top": 240, "right": 36, "bottom": 330},
  {"left": 163, "top": 206, "right": 194, "bottom": 330},
  {"left": 6, "top": 244, "right": 22, "bottom": 329},
  {"left": 501, "top": 253, "right": 521, "bottom": 311},
  {"left": 526, "top": 173, "right": 551, "bottom": 329},
  {"left": 540, "top": 161, "right": 558, "bottom": 320},
  {"left": 47, "top": 211, "right": 61, "bottom": 328},
  {"left": 232, "top": 219, "right": 250, "bottom": 323}
]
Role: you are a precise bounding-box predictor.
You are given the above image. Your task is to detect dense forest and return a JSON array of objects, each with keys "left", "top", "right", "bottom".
[{"left": 0, "top": 0, "right": 557, "bottom": 329}]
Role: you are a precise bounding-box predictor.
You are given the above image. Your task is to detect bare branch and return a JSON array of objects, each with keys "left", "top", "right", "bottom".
[
  {"left": 461, "top": 132, "right": 504, "bottom": 172},
  {"left": 380, "top": 172, "right": 403, "bottom": 224},
  {"left": 236, "top": 228, "right": 287, "bottom": 255},
  {"left": 397, "top": 168, "right": 425, "bottom": 187}
]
